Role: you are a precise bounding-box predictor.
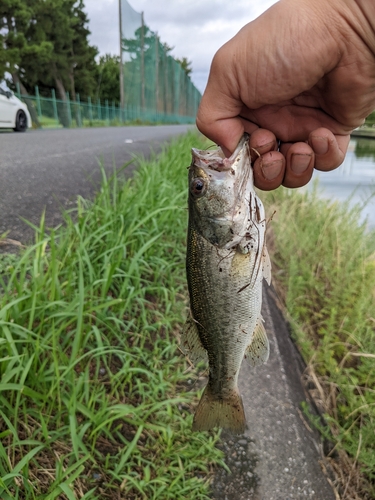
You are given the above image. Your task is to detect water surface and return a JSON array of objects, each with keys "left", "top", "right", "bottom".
[{"left": 306, "top": 137, "right": 375, "bottom": 228}]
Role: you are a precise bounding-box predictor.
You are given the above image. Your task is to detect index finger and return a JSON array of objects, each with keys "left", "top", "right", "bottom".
[
  {"left": 195, "top": 46, "right": 256, "bottom": 155},
  {"left": 196, "top": 102, "right": 248, "bottom": 157}
]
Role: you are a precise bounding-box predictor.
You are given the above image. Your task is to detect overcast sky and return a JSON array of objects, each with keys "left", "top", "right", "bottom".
[{"left": 83, "top": 0, "right": 278, "bottom": 94}]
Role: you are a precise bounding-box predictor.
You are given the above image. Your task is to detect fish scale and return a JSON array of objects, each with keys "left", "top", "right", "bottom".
[{"left": 181, "top": 135, "right": 271, "bottom": 433}]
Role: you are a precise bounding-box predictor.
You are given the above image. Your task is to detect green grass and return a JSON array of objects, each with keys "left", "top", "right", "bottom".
[
  {"left": 0, "top": 131, "right": 225, "bottom": 499},
  {"left": 263, "top": 185, "right": 375, "bottom": 498},
  {"left": 35, "top": 116, "right": 63, "bottom": 129}
]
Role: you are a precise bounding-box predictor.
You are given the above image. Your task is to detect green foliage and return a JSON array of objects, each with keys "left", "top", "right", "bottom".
[
  {"left": 1, "top": 0, "right": 98, "bottom": 100},
  {"left": 0, "top": 132, "right": 224, "bottom": 498},
  {"left": 176, "top": 57, "right": 193, "bottom": 77},
  {"left": 364, "top": 111, "right": 375, "bottom": 128},
  {"left": 355, "top": 138, "right": 375, "bottom": 160},
  {"left": 0, "top": 1, "right": 37, "bottom": 78},
  {"left": 96, "top": 54, "right": 120, "bottom": 104},
  {"left": 263, "top": 185, "right": 375, "bottom": 493}
]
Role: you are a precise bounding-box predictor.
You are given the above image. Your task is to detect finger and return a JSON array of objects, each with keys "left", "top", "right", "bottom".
[
  {"left": 249, "top": 128, "right": 278, "bottom": 163},
  {"left": 196, "top": 45, "right": 258, "bottom": 156},
  {"left": 308, "top": 128, "right": 350, "bottom": 171},
  {"left": 196, "top": 53, "right": 245, "bottom": 156},
  {"left": 253, "top": 150, "right": 285, "bottom": 191},
  {"left": 196, "top": 109, "right": 259, "bottom": 157},
  {"left": 196, "top": 114, "right": 245, "bottom": 157},
  {"left": 281, "top": 142, "right": 315, "bottom": 188}
]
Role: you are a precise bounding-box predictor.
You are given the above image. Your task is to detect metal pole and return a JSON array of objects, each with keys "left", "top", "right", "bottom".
[
  {"left": 141, "top": 12, "right": 145, "bottom": 111},
  {"left": 35, "top": 86, "right": 42, "bottom": 116},
  {"left": 66, "top": 92, "right": 72, "bottom": 127},
  {"left": 52, "top": 89, "right": 58, "bottom": 124},
  {"left": 119, "top": 0, "right": 124, "bottom": 112},
  {"left": 88, "top": 96, "right": 93, "bottom": 122},
  {"left": 76, "top": 93, "right": 82, "bottom": 127},
  {"left": 155, "top": 34, "right": 159, "bottom": 115}
]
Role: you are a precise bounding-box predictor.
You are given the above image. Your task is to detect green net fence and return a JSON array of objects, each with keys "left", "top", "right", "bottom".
[
  {"left": 15, "top": 90, "right": 195, "bottom": 129},
  {"left": 120, "top": 0, "right": 201, "bottom": 120},
  {"left": 13, "top": 0, "right": 201, "bottom": 129}
]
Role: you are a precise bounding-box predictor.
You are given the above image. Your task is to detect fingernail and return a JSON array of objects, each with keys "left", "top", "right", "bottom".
[
  {"left": 261, "top": 159, "right": 283, "bottom": 180},
  {"left": 250, "top": 140, "right": 276, "bottom": 161},
  {"left": 310, "top": 136, "right": 328, "bottom": 155},
  {"left": 291, "top": 153, "right": 312, "bottom": 174}
]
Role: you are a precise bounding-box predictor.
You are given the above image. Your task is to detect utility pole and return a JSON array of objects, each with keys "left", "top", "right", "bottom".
[{"left": 119, "top": 0, "right": 124, "bottom": 111}]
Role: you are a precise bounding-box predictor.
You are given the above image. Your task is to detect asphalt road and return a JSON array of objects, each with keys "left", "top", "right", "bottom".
[{"left": 0, "top": 125, "right": 193, "bottom": 243}]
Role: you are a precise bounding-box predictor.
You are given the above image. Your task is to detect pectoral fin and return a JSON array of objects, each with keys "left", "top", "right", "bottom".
[
  {"left": 244, "top": 317, "right": 269, "bottom": 367},
  {"left": 180, "top": 316, "right": 208, "bottom": 365}
]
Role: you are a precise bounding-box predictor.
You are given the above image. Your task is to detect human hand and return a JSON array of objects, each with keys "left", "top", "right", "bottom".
[{"left": 196, "top": 0, "right": 375, "bottom": 190}]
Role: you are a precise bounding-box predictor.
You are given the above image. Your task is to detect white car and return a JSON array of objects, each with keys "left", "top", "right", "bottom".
[{"left": 0, "top": 88, "right": 32, "bottom": 131}]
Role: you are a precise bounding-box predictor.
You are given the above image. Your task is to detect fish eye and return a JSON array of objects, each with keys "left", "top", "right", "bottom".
[{"left": 190, "top": 177, "right": 206, "bottom": 197}]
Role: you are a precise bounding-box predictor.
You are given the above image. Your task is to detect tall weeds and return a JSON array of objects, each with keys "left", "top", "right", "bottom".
[
  {"left": 264, "top": 185, "right": 375, "bottom": 499},
  {"left": 0, "top": 131, "right": 224, "bottom": 499}
]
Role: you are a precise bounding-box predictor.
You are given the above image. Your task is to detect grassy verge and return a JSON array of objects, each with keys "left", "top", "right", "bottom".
[
  {"left": 263, "top": 186, "right": 375, "bottom": 499},
  {"left": 0, "top": 131, "right": 225, "bottom": 499},
  {"left": 33, "top": 116, "right": 191, "bottom": 130}
]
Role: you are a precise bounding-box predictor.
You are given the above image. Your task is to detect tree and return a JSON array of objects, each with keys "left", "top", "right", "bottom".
[
  {"left": 26, "top": 0, "right": 98, "bottom": 100},
  {"left": 68, "top": 0, "right": 98, "bottom": 100},
  {"left": 96, "top": 54, "right": 120, "bottom": 103},
  {"left": 0, "top": 0, "right": 46, "bottom": 126},
  {"left": 1, "top": 0, "right": 98, "bottom": 126},
  {"left": 176, "top": 57, "right": 192, "bottom": 77}
]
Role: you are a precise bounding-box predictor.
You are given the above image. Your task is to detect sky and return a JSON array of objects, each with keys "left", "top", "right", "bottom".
[{"left": 83, "top": 0, "right": 278, "bottom": 94}]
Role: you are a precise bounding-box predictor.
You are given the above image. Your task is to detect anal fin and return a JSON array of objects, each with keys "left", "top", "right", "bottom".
[{"left": 180, "top": 316, "right": 208, "bottom": 365}]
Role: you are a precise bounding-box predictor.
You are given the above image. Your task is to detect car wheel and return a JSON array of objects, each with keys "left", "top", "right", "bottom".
[{"left": 13, "top": 110, "right": 27, "bottom": 132}]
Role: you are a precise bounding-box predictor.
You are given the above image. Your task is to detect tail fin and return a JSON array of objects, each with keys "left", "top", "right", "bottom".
[{"left": 192, "top": 385, "right": 246, "bottom": 434}]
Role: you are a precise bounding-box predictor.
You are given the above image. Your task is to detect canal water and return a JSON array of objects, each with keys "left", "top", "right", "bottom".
[{"left": 305, "top": 136, "right": 375, "bottom": 228}]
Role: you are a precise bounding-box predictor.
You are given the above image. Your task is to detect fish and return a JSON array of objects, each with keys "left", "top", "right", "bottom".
[{"left": 180, "top": 134, "right": 271, "bottom": 434}]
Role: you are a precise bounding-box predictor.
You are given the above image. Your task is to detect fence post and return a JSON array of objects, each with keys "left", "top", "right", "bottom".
[
  {"left": 105, "top": 99, "right": 109, "bottom": 123},
  {"left": 51, "top": 89, "right": 59, "bottom": 125},
  {"left": 76, "top": 93, "right": 82, "bottom": 127},
  {"left": 35, "top": 86, "right": 42, "bottom": 116},
  {"left": 88, "top": 96, "right": 93, "bottom": 122},
  {"left": 15, "top": 82, "right": 21, "bottom": 97},
  {"left": 66, "top": 92, "right": 72, "bottom": 127},
  {"left": 112, "top": 101, "right": 116, "bottom": 123},
  {"left": 97, "top": 99, "right": 101, "bottom": 121}
]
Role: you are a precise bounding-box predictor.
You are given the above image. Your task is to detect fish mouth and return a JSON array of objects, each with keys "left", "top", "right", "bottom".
[
  {"left": 191, "top": 134, "right": 249, "bottom": 173},
  {"left": 190, "top": 135, "right": 253, "bottom": 217}
]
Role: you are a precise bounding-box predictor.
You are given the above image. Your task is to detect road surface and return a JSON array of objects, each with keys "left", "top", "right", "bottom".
[{"left": 0, "top": 125, "right": 193, "bottom": 243}]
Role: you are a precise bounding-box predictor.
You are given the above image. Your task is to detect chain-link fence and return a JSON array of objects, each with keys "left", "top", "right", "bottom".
[
  {"left": 120, "top": 0, "right": 201, "bottom": 120},
  {"left": 15, "top": 86, "right": 195, "bottom": 129}
]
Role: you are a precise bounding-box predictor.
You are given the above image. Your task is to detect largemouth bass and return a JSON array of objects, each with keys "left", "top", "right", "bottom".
[{"left": 181, "top": 135, "right": 271, "bottom": 434}]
